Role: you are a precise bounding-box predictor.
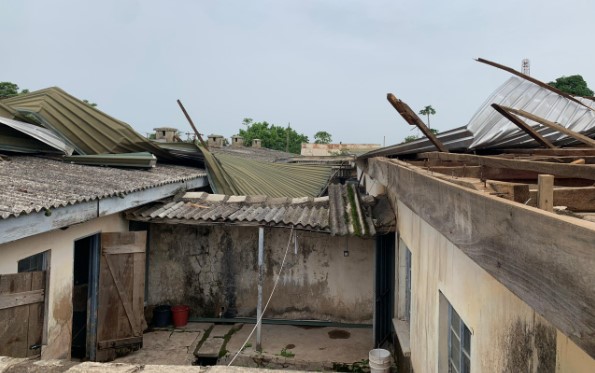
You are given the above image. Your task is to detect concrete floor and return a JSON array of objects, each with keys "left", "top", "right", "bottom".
[{"left": 111, "top": 322, "right": 374, "bottom": 371}]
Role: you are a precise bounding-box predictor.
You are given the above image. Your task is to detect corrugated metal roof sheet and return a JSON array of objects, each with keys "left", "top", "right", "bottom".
[
  {"left": 0, "top": 116, "right": 75, "bottom": 155},
  {"left": 128, "top": 183, "right": 389, "bottom": 237},
  {"left": 202, "top": 149, "right": 334, "bottom": 198},
  {"left": 1, "top": 87, "right": 175, "bottom": 159},
  {"left": 467, "top": 77, "right": 595, "bottom": 149},
  {"left": 359, "top": 76, "right": 595, "bottom": 159},
  {"left": 0, "top": 156, "right": 207, "bottom": 219}
]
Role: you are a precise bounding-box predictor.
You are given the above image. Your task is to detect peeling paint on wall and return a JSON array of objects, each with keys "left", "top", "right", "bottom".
[{"left": 147, "top": 224, "right": 374, "bottom": 323}]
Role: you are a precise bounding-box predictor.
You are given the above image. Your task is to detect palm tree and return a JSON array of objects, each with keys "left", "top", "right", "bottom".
[{"left": 419, "top": 105, "right": 436, "bottom": 128}]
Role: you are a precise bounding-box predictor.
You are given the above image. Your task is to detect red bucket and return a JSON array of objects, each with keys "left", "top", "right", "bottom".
[{"left": 171, "top": 305, "right": 190, "bottom": 327}]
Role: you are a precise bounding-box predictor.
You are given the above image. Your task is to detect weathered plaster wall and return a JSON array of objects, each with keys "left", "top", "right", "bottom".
[
  {"left": 396, "top": 200, "right": 594, "bottom": 372},
  {"left": 301, "top": 143, "right": 380, "bottom": 156},
  {"left": 0, "top": 213, "right": 128, "bottom": 360},
  {"left": 147, "top": 224, "right": 374, "bottom": 323}
]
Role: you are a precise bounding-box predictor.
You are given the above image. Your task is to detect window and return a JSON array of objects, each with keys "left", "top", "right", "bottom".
[
  {"left": 18, "top": 251, "right": 48, "bottom": 272},
  {"left": 397, "top": 238, "right": 412, "bottom": 322},
  {"left": 448, "top": 304, "right": 471, "bottom": 373}
]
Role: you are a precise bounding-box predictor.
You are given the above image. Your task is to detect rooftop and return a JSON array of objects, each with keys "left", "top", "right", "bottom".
[
  {"left": 0, "top": 156, "right": 207, "bottom": 219},
  {"left": 128, "top": 183, "right": 395, "bottom": 236}
]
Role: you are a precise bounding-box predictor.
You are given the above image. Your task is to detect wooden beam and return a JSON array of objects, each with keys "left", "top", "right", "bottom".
[
  {"left": 476, "top": 58, "right": 593, "bottom": 111},
  {"left": 366, "top": 157, "right": 595, "bottom": 357},
  {"left": 528, "top": 186, "right": 595, "bottom": 212},
  {"left": 418, "top": 152, "right": 595, "bottom": 181},
  {"left": 177, "top": 99, "right": 209, "bottom": 150},
  {"left": 0, "top": 289, "right": 44, "bottom": 310},
  {"left": 502, "top": 106, "right": 595, "bottom": 148},
  {"left": 498, "top": 148, "right": 595, "bottom": 157},
  {"left": 538, "top": 174, "right": 555, "bottom": 212},
  {"left": 487, "top": 180, "right": 530, "bottom": 203},
  {"left": 386, "top": 93, "right": 449, "bottom": 152},
  {"left": 491, "top": 104, "right": 556, "bottom": 149}
]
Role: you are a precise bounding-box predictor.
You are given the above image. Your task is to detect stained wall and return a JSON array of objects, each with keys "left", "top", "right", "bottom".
[{"left": 146, "top": 224, "right": 375, "bottom": 323}]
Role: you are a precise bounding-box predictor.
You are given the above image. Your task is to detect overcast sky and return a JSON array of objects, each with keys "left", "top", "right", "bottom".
[{"left": 1, "top": 0, "right": 594, "bottom": 145}]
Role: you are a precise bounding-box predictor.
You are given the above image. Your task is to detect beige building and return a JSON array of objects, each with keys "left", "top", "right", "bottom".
[
  {"left": 0, "top": 156, "right": 207, "bottom": 360},
  {"left": 301, "top": 143, "right": 381, "bottom": 156},
  {"left": 361, "top": 154, "right": 595, "bottom": 373}
]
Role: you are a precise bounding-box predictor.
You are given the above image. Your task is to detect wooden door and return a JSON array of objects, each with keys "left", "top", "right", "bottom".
[
  {"left": 0, "top": 271, "right": 45, "bottom": 357},
  {"left": 94, "top": 231, "right": 146, "bottom": 361}
]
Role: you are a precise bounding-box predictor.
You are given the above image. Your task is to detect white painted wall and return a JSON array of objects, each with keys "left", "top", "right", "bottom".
[
  {"left": 396, "top": 200, "right": 594, "bottom": 372},
  {"left": 0, "top": 213, "right": 128, "bottom": 360}
]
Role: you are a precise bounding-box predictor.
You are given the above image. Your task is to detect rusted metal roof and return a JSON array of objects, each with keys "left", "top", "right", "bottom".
[
  {"left": 127, "top": 183, "right": 393, "bottom": 236},
  {"left": 0, "top": 156, "right": 207, "bottom": 219}
]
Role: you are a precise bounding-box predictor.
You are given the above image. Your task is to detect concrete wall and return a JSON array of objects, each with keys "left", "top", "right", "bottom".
[
  {"left": 395, "top": 200, "right": 594, "bottom": 372},
  {"left": 0, "top": 213, "right": 129, "bottom": 360},
  {"left": 147, "top": 224, "right": 374, "bottom": 323},
  {"left": 301, "top": 143, "right": 380, "bottom": 156}
]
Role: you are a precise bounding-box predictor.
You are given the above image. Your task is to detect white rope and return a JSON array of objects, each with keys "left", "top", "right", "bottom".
[{"left": 227, "top": 227, "right": 295, "bottom": 366}]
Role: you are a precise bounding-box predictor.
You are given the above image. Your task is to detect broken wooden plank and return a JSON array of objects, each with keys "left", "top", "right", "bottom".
[
  {"left": 538, "top": 174, "right": 555, "bottom": 212},
  {"left": 366, "top": 156, "right": 595, "bottom": 358},
  {"left": 386, "top": 93, "right": 448, "bottom": 152},
  {"left": 102, "top": 244, "right": 146, "bottom": 255},
  {"left": 502, "top": 106, "right": 595, "bottom": 148},
  {"left": 491, "top": 104, "right": 556, "bottom": 149},
  {"left": 418, "top": 152, "right": 595, "bottom": 181}
]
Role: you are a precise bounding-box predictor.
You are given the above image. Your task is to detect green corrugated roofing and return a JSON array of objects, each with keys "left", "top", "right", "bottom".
[
  {"left": 202, "top": 149, "right": 334, "bottom": 198},
  {"left": 1, "top": 87, "right": 172, "bottom": 158},
  {"left": 63, "top": 152, "right": 157, "bottom": 168}
]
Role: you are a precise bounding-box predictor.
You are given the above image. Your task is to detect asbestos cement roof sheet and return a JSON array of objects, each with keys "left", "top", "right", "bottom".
[
  {"left": 0, "top": 156, "right": 207, "bottom": 219},
  {"left": 128, "top": 183, "right": 386, "bottom": 237},
  {"left": 203, "top": 150, "right": 334, "bottom": 198}
]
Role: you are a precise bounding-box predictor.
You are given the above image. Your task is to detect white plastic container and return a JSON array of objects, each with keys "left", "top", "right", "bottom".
[{"left": 369, "top": 348, "right": 391, "bottom": 373}]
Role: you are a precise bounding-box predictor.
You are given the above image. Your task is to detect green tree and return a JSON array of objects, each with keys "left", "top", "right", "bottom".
[
  {"left": 401, "top": 129, "right": 439, "bottom": 144},
  {"left": 0, "top": 82, "right": 29, "bottom": 99},
  {"left": 548, "top": 75, "right": 594, "bottom": 96},
  {"left": 419, "top": 105, "right": 436, "bottom": 128},
  {"left": 239, "top": 119, "right": 308, "bottom": 154},
  {"left": 314, "top": 131, "right": 332, "bottom": 144}
]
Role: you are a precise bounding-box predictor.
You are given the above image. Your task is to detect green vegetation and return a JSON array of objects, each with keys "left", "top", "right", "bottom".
[
  {"left": 346, "top": 185, "right": 363, "bottom": 237},
  {"left": 401, "top": 128, "right": 439, "bottom": 144},
  {"left": 332, "top": 359, "right": 371, "bottom": 372},
  {"left": 419, "top": 105, "right": 436, "bottom": 128},
  {"left": 314, "top": 130, "right": 332, "bottom": 144},
  {"left": 238, "top": 118, "right": 308, "bottom": 154},
  {"left": 278, "top": 347, "right": 295, "bottom": 358},
  {"left": 0, "top": 82, "right": 29, "bottom": 98},
  {"left": 548, "top": 75, "right": 594, "bottom": 96}
]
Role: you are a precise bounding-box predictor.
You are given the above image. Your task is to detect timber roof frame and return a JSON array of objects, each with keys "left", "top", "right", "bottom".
[{"left": 363, "top": 155, "right": 595, "bottom": 358}]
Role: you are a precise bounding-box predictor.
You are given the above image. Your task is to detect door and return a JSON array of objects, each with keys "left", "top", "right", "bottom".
[
  {"left": 374, "top": 233, "right": 395, "bottom": 347},
  {"left": 0, "top": 271, "right": 45, "bottom": 357},
  {"left": 92, "top": 231, "right": 146, "bottom": 362}
]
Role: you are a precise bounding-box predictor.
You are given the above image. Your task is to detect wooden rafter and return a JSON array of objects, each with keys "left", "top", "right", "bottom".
[
  {"left": 418, "top": 152, "right": 595, "bottom": 180},
  {"left": 501, "top": 106, "right": 595, "bottom": 148},
  {"left": 491, "top": 104, "right": 557, "bottom": 149},
  {"left": 386, "top": 93, "right": 449, "bottom": 152}
]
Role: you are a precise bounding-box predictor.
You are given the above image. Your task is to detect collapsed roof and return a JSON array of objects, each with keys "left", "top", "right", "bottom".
[{"left": 360, "top": 60, "right": 595, "bottom": 159}]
